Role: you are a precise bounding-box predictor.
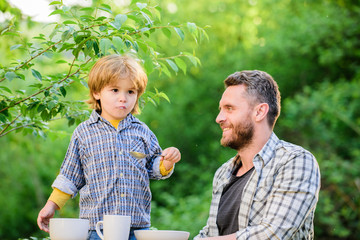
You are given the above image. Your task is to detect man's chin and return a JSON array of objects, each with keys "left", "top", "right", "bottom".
[{"left": 220, "top": 138, "right": 231, "bottom": 148}]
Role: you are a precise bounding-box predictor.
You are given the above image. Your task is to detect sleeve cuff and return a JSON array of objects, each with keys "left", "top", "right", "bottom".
[
  {"left": 48, "top": 188, "right": 71, "bottom": 209},
  {"left": 159, "top": 161, "right": 174, "bottom": 176}
]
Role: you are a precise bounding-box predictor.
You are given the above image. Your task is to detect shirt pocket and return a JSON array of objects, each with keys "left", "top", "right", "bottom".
[{"left": 129, "top": 138, "right": 147, "bottom": 167}]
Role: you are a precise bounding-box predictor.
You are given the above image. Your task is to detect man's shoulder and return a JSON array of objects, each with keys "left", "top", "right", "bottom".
[
  {"left": 274, "top": 138, "right": 317, "bottom": 168},
  {"left": 277, "top": 139, "right": 314, "bottom": 156}
]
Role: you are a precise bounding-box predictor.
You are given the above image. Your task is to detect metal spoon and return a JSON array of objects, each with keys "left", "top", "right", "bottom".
[{"left": 129, "top": 151, "right": 163, "bottom": 159}]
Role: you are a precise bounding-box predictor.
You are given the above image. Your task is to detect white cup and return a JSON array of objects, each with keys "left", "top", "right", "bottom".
[
  {"left": 96, "top": 215, "right": 131, "bottom": 240},
  {"left": 49, "top": 218, "right": 89, "bottom": 240}
]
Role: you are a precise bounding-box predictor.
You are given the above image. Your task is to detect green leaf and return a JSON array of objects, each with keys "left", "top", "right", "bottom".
[
  {"left": 160, "top": 92, "right": 170, "bottom": 103},
  {"left": 38, "top": 130, "right": 47, "bottom": 139},
  {"left": 0, "top": 86, "right": 12, "bottom": 94},
  {"left": 144, "top": 57, "right": 154, "bottom": 74},
  {"left": 159, "top": 62, "right": 171, "bottom": 77},
  {"left": 10, "top": 44, "right": 22, "bottom": 51},
  {"left": 0, "top": 113, "right": 7, "bottom": 123},
  {"left": 183, "top": 52, "right": 200, "bottom": 66},
  {"left": 110, "top": 14, "right": 128, "bottom": 30},
  {"left": 162, "top": 28, "right": 171, "bottom": 39},
  {"left": 49, "top": 9, "right": 63, "bottom": 16},
  {"left": 174, "top": 27, "right": 185, "bottom": 41},
  {"left": 16, "top": 89, "right": 26, "bottom": 95},
  {"left": 31, "top": 69, "right": 42, "bottom": 81},
  {"left": 37, "top": 104, "right": 46, "bottom": 113},
  {"left": 60, "top": 86, "right": 66, "bottom": 97},
  {"left": 187, "top": 22, "right": 197, "bottom": 34},
  {"left": 49, "top": 1, "right": 62, "bottom": 5},
  {"left": 5, "top": 72, "right": 18, "bottom": 81},
  {"left": 93, "top": 41, "right": 99, "bottom": 55},
  {"left": 3, "top": 32, "right": 20, "bottom": 37},
  {"left": 81, "top": 80, "right": 88, "bottom": 88},
  {"left": 29, "top": 83, "right": 43, "bottom": 88},
  {"left": 63, "top": 20, "right": 77, "bottom": 25},
  {"left": 68, "top": 117, "right": 75, "bottom": 126},
  {"left": 61, "top": 30, "right": 72, "bottom": 42},
  {"left": 153, "top": 6, "right": 161, "bottom": 21},
  {"left": 166, "top": 59, "right": 178, "bottom": 72},
  {"left": 136, "top": 2, "right": 147, "bottom": 10},
  {"left": 112, "top": 36, "right": 125, "bottom": 53},
  {"left": 140, "top": 11, "right": 153, "bottom": 26},
  {"left": 41, "top": 109, "right": 50, "bottom": 121},
  {"left": 99, "top": 4, "right": 112, "bottom": 13},
  {"left": 115, "top": 14, "right": 128, "bottom": 26},
  {"left": 175, "top": 57, "right": 187, "bottom": 74},
  {"left": 56, "top": 60, "right": 68, "bottom": 64},
  {"left": 80, "top": 15, "right": 95, "bottom": 22},
  {"left": 100, "top": 38, "right": 112, "bottom": 55}
]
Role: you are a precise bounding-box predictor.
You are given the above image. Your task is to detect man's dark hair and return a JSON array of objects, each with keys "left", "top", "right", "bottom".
[{"left": 224, "top": 70, "right": 281, "bottom": 128}]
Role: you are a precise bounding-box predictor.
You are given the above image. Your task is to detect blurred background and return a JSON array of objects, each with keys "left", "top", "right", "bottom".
[{"left": 1, "top": 0, "right": 359, "bottom": 239}]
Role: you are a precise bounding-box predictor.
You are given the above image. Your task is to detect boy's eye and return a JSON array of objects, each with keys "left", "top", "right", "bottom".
[
  {"left": 112, "top": 89, "right": 119, "bottom": 93},
  {"left": 128, "top": 90, "right": 136, "bottom": 94}
]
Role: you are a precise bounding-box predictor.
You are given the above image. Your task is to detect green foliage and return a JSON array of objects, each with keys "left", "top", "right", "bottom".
[
  {"left": 277, "top": 79, "right": 360, "bottom": 238},
  {"left": 0, "top": 0, "right": 207, "bottom": 138},
  {"left": 1, "top": 0, "right": 360, "bottom": 239}
]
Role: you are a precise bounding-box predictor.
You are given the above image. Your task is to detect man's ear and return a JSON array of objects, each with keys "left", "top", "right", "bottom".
[{"left": 254, "top": 103, "right": 269, "bottom": 122}]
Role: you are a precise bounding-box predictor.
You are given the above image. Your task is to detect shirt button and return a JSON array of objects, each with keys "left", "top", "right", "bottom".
[
  {"left": 120, "top": 173, "right": 124, "bottom": 177},
  {"left": 121, "top": 193, "right": 125, "bottom": 197}
]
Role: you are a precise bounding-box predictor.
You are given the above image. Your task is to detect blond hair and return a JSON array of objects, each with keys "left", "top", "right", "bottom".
[{"left": 86, "top": 54, "right": 148, "bottom": 115}]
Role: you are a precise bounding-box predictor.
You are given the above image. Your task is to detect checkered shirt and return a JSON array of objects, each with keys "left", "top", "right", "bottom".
[
  {"left": 194, "top": 133, "right": 320, "bottom": 239},
  {"left": 52, "top": 110, "right": 172, "bottom": 230}
]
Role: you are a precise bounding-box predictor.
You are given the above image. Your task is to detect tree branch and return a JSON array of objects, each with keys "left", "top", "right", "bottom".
[
  {"left": 0, "top": 39, "right": 62, "bottom": 83},
  {"left": 0, "top": 123, "right": 35, "bottom": 137},
  {"left": 0, "top": 58, "right": 91, "bottom": 114},
  {"left": 0, "top": 112, "right": 22, "bottom": 136}
]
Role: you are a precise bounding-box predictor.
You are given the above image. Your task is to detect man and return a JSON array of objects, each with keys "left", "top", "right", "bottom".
[{"left": 195, "top": 70, "right": 320, "bottom": 239}]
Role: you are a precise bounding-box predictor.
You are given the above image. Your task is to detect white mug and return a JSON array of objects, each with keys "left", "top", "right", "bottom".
[
  {"left": 96, "top": 215, "right": 131, "bottom": 240},
  {"left": 49, "top": 218, "right": 89, "bottom": 240}
]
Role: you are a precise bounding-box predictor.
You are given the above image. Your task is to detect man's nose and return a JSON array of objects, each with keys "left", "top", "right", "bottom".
[{"left": 216, "top": 111, "right": 225, "bottom": 124}]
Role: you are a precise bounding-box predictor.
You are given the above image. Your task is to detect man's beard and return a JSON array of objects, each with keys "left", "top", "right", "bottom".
[{"left": 220, "top": 119, "right": 254, "bottom": 151}]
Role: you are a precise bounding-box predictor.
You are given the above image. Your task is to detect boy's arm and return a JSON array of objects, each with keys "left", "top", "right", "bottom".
[
  {"left": 37, "top": 200, "right": 58, "bottom": 233},
  {"left": 37, "top": 188, "right": 72, "bottom": 233},
  {"left": 159, "top": 147, "right": 181, "bottom": 176},
  {"left": 48, "top": 188, "right": 72, "bottom": 209}
]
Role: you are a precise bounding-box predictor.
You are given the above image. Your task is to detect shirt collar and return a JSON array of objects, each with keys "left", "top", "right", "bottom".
[
  {"left": 88, "top": 110, "right": 141, "bottom": 130},
  {"left": 253, "top": 132, "right": 279, "bottom": 171}
]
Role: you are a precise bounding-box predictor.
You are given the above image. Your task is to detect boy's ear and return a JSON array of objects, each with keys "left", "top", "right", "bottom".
[{"left": 93, "top": 92, "right": 100, "bottom": 100}]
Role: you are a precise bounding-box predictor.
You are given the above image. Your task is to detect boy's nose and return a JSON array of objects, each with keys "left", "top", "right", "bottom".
[{"left": 118, "top": 92, "right": 127, "bottom": 102}]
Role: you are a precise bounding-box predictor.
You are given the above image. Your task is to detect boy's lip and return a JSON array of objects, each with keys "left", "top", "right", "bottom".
[{"left": 117, "top": 106, "right": 126, "bottom": 109}]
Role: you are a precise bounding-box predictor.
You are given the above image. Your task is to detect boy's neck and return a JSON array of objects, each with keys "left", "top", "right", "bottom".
[{"left": 107, "top": 119, "right": 124, "bottom": 129}]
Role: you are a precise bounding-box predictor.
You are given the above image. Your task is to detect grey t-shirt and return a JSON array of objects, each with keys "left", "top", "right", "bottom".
[{"left": 216, "top": 166, "right": 255, "bottom": 236}]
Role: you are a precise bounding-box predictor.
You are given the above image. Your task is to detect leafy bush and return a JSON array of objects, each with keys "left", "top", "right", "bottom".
[
  {"left": 277, "top": 79, "right": 360, "bottom": 239},
  {"left": 0, "top": 0, "right": 207, "bottom": 139}
]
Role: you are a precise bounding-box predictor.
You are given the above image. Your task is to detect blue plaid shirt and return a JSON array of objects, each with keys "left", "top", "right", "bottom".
[
  {"left": 195, "top": 133, "right": 321, "bottom": 239},
  {"left": 52, "top": 110, "right": 172, "bottom": 229}
]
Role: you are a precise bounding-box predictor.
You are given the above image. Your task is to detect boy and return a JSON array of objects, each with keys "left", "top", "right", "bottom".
[{"left": 37, "top": 54, "right": 181, "bottom": 240}]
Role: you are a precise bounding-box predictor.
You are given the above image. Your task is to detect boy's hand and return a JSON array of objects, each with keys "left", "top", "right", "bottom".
[
  {"left": 161, "top": 147, "right": 181, "bottom": 170},
  {"left": 37, "top": 200, "right": 59, "bottom": 233}
]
